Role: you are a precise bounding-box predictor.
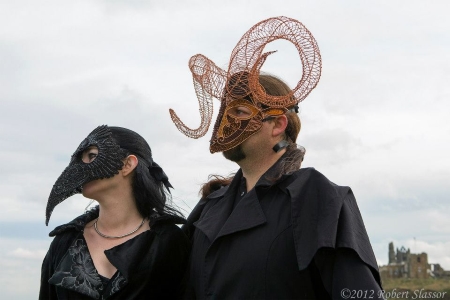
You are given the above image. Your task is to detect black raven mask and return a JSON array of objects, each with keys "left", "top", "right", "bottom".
[{"left": 45, "top": 125, "right": 128, "bottom": 225}]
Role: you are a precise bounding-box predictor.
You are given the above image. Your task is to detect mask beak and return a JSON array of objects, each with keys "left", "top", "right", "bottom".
[{"left": 45, "top": 165, "right": 85, "bottom": 225}]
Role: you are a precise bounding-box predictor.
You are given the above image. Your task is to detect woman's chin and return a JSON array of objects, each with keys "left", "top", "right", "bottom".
[
  {"left": 82, "top": 190, "right": 90, "bottom": 198},
  {"left": 82, "top": 190, "right": 93, "bottom": 199},
  {"left": 82, "top": 182, "right": 97, "bottom": 198}
]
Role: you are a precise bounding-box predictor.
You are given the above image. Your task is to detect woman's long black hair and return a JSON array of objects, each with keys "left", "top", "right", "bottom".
[{"left": 109, "top": 127, "right": 184, "bottom": 220}]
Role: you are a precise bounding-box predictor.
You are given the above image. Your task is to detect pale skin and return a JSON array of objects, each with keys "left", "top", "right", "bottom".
[
  {"left": 226, "top": 105, "right": 288, "bottom": 192},
  {"left": 80, "top": 146, "right": 150, "bottom": 279}
]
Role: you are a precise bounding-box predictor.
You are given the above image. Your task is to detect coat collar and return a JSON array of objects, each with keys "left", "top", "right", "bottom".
[
  {"left": 49, "top": 207, "right": 99, "bottom": 237},
  {"left": 193, "top": 150, "right": 303, "bottom": 243},
  {"left": 194, "top": 169, "right": 267, "bottom": 242}
]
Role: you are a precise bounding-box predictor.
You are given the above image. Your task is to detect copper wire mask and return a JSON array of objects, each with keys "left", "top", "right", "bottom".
[{"left": 169, "top": 16, "right": 322, "bottom": 153}]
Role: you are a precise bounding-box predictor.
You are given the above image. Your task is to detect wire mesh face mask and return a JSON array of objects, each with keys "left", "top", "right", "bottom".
[
  {"left": 169, "top": 16, "right": 322, "bottom": 153},
  {"left": 45, "top": 125, "right": 128, "bottom": 225}
]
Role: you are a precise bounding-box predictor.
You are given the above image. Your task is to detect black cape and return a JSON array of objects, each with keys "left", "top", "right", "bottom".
[{"left": 183, "top": 167, "right": 382, "bottom": 299}]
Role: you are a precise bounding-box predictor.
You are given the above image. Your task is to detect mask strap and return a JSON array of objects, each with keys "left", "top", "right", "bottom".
[
  {"left": 290, "top": 105, "right": 299, "bottom": 113},
  {"left": 262, "top": 116, "right": 275, "bottom": 122},
  {"left": 272, "top": 140, "right": 289, "bottom": 153}
]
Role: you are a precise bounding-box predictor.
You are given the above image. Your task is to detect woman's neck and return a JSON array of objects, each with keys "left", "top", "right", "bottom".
[{"left": 95, "top": 188, "right": 143, "bottom": 231}]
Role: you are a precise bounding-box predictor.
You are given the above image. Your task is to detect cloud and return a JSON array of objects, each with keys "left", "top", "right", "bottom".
[
  {"left": 0, "top": 238, "right": 49, "bottom": 299},
  {"left": 8, "top": 248, "right": 47, "bottom": 260}
]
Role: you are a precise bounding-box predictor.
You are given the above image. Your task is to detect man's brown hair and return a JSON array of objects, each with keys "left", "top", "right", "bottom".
[{"left": 259, "top": 74, "right": 301, "bottom": 143}]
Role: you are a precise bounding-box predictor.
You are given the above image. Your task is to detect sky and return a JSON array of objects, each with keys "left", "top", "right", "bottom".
[{"left": 1, "top": 0, "right": 449, "bottom": 298}]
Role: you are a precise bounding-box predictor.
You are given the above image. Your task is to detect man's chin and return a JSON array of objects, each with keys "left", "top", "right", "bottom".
[{"left": 222, "top": 145, "right": 246, "bottom": 162}]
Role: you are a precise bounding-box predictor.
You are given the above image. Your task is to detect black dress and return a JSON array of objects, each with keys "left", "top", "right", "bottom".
[
  {"left": 183, "top": 163, "right": 383, "bottom": 299},
  {"left": 40, "top": 207, "right": 190, "bottom": 300}
]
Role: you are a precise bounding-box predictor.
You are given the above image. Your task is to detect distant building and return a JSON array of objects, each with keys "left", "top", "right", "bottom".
[
  {"left": 429, "top": 264, "right": 450, "bottom": 278},
  {"left": 379, "top": 242, "right": 450, "bottom": 279}
]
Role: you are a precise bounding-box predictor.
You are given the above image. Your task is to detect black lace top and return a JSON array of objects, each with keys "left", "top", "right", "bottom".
[
  {"left": 39, "top": 207, "right": 190, "bottom": 300},
  {"left": 98, "top": 274, "right": 110, "bottom": 289}
]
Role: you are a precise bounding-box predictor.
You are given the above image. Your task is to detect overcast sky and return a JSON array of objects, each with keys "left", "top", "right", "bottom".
[{"left": 1, "top": 0, "right": 449, "bottom": 298}]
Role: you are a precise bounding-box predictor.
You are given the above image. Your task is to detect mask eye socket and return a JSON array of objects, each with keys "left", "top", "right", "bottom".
[
  {"left": 225, "top": 99, "right": 258, "bottom": 120},
  {"left": 81, "top": 146, "right": 99, "bottom": 163},
  {"left": 227, "top": 106, "right": 252, "bottom": 118}
]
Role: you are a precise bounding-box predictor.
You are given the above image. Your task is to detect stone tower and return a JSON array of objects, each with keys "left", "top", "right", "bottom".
[
  {"left": 396, "top": 246, "right": 410, "bottom": 264},
  {"left": 389, "top": 242, "right": 395, "bottom": 264}
]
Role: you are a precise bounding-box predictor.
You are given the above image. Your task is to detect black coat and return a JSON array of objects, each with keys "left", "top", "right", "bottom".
[
  {"left": 40, "top": 207, "right": 190, "bottom": 300},
  {"left": 183, "top": 166, "right": 383, "bottom": 299}
]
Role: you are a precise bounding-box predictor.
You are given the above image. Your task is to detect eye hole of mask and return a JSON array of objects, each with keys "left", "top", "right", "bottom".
[
  {"left": 227, "top": 106, "right": 253, "bottom": 118},
  {"left": 225, "top": 100, "right": 258, "bottom": 119},
  {"left": 81, "top": 146, "right": 99, "bottom": 164}
]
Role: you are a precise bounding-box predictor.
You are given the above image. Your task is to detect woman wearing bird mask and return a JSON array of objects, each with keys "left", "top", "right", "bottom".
[{"left": 40, "top": 125, "right": 189, "bottom": 299}]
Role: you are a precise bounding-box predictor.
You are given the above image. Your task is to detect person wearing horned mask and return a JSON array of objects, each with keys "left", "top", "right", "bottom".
[{"left": 170, "top": 16, "right": 383, "bottom": 299}]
